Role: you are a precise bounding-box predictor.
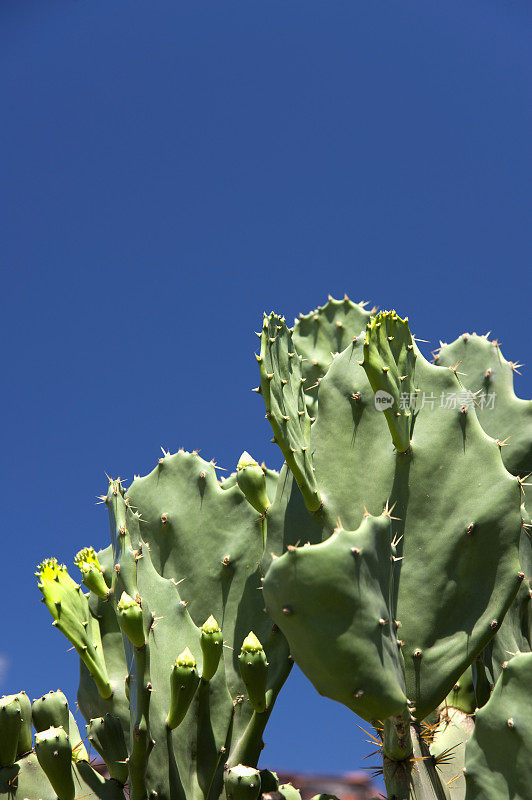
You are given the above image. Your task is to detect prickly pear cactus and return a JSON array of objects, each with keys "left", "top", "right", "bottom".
[
  {"left": 33, "top": 449, "right": 293, "bottom": 800},
  {"left": 259, "top": 304, "right": 524, "bottom": 799},
  {"left": 5, "top": 292, "right": 532, "bottom": 800}
]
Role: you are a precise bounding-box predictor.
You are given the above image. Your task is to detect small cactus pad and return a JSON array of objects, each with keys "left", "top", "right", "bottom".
[
  {"left": 361, "top": 311, "right": 417, "bottom": 452},
  {"left": 259, "top": 313, "right": 321, "bottom": 512},
  {"left": 36, "top": 558, "right": 112, "bottom": 699},
  {"left": 291, "top": 294, "right": 373, "bottom": 418},
  {"left": 465, "top": 652, "right": 532, "bottom": 799},
  {"left": 34, "top": 725, "right": 75, "bottom": 800}
]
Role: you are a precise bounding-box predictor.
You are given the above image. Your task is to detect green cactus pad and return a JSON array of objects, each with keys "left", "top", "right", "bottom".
[
  {"left": 36, "top": 558, "right": 112, "bottom": 699},
  {"left": 32, "top": 690, "right": 70, "bottom": 734},
  {"left": 76, "top": 545, "right": 130, "bottom": 740},
  {"left": 13, "top": 693, "right": 32, "bottom": 758},
  {"left": 435, "top": 333, "right": 532, "bottom": 480},
  {"left": 0, "top": 697, "right": 23, "bottom": 768},
  {"left": 224, "top": 764, "right": 261, "bottom": 800},
  {"left": 465, "top": 652, "right": 532, "bottom": 799},
  {"left": 259, "top": 313, "right": 321, "bottom": 512},
  {"left": 263, "top": 514, "right": 408, "bottom": 722},
  {"left": 291, "top": 294, "right": 373, "bottom": 418},
  {"left": 34, "top": 725, "right": 75, "bottom": 800},
  {"left": 436, "top": 333, "right": 532, "bottom": 680},
  {"left": 361, "top": 311, "right": 417, "bottom": 452}
]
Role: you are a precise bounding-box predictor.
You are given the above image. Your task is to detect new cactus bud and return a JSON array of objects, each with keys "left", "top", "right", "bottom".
[
  {"left": 0, "top": 695, "right": 23, "bottom": 767},
  {"left": 166, "top": 647, "right": 200, "bottom": 730},
  {"left": 74, "top": 546, "right": 109, "bottom": 599},
  {"left": 34, "top": 725, "right": 75, "bottom": 800},
  {"left": 223, "top": 764, "right": 261, "bottom": 800},
  {"left": 116, "top": 591, "right": 145, "bottom": 648},
  {"left": 200, "top": 615, "right": 223, "bottom": 680},
  {"left": 238, "top": 631, "right": 268, "bottom": 713},
  {"left": 236, "top": 452, "right": 270, "bottom": 515}
]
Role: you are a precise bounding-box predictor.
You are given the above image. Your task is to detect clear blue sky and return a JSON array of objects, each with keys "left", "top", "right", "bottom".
[{"left": 2, "top": 0, "right": 531, "bottom": 782}]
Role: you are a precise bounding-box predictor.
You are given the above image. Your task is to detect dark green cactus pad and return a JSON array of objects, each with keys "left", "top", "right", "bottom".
[
  {"left": 261, "top": 312, "right": 523, "bottom": 720},
  {"left": 464, "top": 652, "right": 532, "bottom": 800},
  {"left": 259, "top": 314, "right": 321, "bottom": 512},
  {"left": 291, "top": 294, "right": 373, "bottom": 418},
  {"left": 263, "top": 514, "right": 409, "bottom": 722}
]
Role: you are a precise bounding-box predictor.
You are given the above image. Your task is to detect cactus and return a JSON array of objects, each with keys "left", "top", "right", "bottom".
[
  {"left": 259, "top": 302, "right": 527, "bottom": 798},
  {"left": 22, "top": 449, "right": 295, "bottom": 800},
  {"left": 3, "top": 293, "right": 532, "bottom": 800}
]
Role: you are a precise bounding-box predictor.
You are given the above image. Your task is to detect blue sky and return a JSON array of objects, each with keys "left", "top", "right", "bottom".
[{"left": 2, "top": 0, "right": 532, "bottom": 782}]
